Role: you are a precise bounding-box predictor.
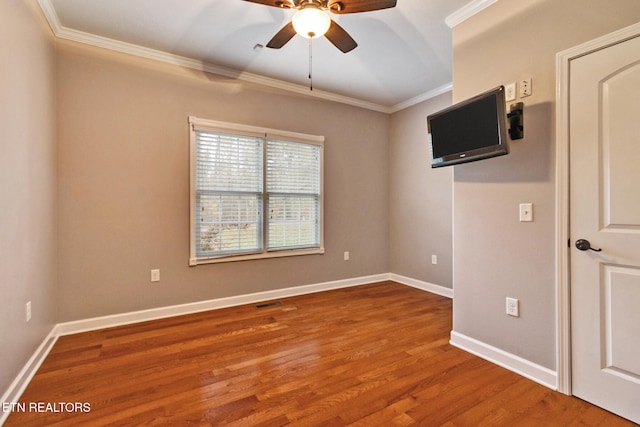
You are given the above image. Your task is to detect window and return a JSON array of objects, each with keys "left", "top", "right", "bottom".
[{"left": 189, "top": 117, "right": 324, "bottom": 265}]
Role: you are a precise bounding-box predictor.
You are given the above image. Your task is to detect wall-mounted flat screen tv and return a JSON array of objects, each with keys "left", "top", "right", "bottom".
[{"left": 427, "top": 86, "right": 508, "bottom": 168}]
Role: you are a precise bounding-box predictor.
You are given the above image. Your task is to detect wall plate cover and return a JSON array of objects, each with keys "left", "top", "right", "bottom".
[
  {"left": 520, "top": 78, "right": 532, "bottom": 97},
  {"left": 506, "top": 297, "right": 519, "bottom": 317},
  {"left": 505, "top": 82, "right": 516, "bottom": 101},
  {"left": 519, "top": 203, "right": 533, "bottom": 222}
]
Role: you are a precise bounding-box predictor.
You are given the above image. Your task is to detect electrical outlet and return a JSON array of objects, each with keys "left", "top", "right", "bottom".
[
  {"left": 344, "top": 251, "right": 349, "bottom": 261},
  {"left": 26, "top": 301, "right": 32, "bottom": 322},
  {"left": 506, "top": 297, "right": 519, "bottom": 317},
  {"left": 431, "top": 255, "right": 438, "bottom": 265},
  {"left": 520, "top": 78, "right": 532, "bottom": 97},
  {"left": 151, "top": 269, "right": 160, "bottom": 282}
]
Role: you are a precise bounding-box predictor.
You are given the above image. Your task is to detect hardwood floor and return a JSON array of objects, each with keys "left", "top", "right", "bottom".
[{"left": 5, "top": 281, "right": 636, "bottom": 426}]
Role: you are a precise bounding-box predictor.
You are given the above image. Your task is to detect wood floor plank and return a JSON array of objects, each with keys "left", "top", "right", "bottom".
[{"left": 5, "top": 281, "right": 636, "bottom": 426}]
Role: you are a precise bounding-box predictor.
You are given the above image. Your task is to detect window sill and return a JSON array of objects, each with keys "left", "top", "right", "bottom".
[{"left": 189, "top": 247, "right": 325, "bottom": 266}]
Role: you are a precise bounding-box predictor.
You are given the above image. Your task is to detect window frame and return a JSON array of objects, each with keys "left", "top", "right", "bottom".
[{"left": 189, "top": 116, "right": 324, "bottom": 266}]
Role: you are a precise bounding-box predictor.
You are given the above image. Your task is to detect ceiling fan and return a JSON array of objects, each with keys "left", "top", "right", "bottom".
[{"left": 245, "top": 0, "right": 397, "bottom": 53}]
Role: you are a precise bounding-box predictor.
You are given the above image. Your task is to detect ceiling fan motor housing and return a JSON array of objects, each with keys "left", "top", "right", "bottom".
[
  {"left": 247, "top": 0, "right": 396, "bottom": 53},
  {"left": 273, "top": 1, "right": 345, "bottom": 12}
]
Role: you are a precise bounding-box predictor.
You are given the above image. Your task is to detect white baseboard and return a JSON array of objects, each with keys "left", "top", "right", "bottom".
[
  {"left": 4, "top": 275, "right": 562, "bottom": 423},
  {"left": 3, "top": 272, "right": 448, "bottom": 423},
  {"left": 389, "top": 273, "right": 454, "bottom": 299},
  {"left": 450, "top": 330, "right": 557, "bottom": 390},
  {"left": 0, "top": 329, "right": 58, "bottom": 426},
  {"left": 53, "top": 273, "right": 390, "bottom": 336}
]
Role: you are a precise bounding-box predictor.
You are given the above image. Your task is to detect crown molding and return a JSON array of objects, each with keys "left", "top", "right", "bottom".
[
  {"left": 389, "top": 82, "right": 453, "bottom": 113},
  {"left": 37, "top": 0, "right": 61, "bottom": 32},
  {"left": 37, "top": 0, "right": 460, "bottom": 113},
  {"left": 38, "top": 0, "right": 395, "bottom": 113},
  {"left": 445, "top": 0, "right": 498, "bottom": 28}
]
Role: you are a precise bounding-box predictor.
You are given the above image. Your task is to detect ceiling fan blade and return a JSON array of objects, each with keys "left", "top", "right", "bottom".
[
  {"left": 325, "top": 20, "right": 357, "bottom": 53},
  {"left": 243, "top": 0, "right": 296, "bottom": 8},
  {"left": 266, "top": 22, "right": 297, "bottom": 49},
  {"left": 328, "top": 0, "right": 396, "bottom": 14}
]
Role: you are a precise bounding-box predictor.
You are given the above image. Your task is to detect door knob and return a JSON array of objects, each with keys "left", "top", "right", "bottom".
[{"left": 575, "top": 239, "right": 602, "bottom": 252}]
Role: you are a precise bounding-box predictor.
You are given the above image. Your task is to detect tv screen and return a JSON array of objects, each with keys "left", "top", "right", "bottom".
[{"left": 427, "top": 86, "right": 508, "bottom": 168}]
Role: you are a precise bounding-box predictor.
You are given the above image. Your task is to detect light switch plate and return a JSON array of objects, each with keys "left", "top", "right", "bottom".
[
  {"left": 519, "top": 203, "right": 533, "bottom": 222},
  {"left": 505, "top": 82, "right": 516, "bottom": 101}
]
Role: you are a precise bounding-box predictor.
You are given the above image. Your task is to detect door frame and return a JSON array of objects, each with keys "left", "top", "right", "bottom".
[{"left": 555, "top": 21, "right": 640, "bottom": 395}]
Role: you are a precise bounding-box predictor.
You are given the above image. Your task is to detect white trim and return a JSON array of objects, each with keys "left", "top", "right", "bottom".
[
  {"left": 555, "top": 38, "right": 573, "bottom": 397},
  {"left": 554, "top": 21, "right": 640, "bottom": 396},
  {"left": 389, "top": 273, "right": 453, "bottom": 299},
  {"left": 0, "top": 329, "right": 58, "bottom": 426},
  {"left": 37, "top": 0, "right": 61, "bottom": 33},
  {"left": 188, "top": 117, "right": 325, "bottom": 266},
  {"left": 1, "top": 273, "right": 400, "bottom": 416},
  {"left": 450, "top": 331, "right": 557, "bottom": 390},
  {"left": 189, "top": 116, "right": 325, "bottom": 143},
  {"left": 36, "top": 0, "right": 458, "bottom": 114},
  {"left": 5, "top": 274, "right": 566, "bottom": 417},
  {"left": 53, "top": 274, "right": 389, "bottom": 336},
  {"left": 389, "top": 83, "right": 453, "bottom": 113},
  {"left": 36, "top": 0, "right": 392, "bottom": 114},
  {"left": 445, "top": 0, "right": 498, "bottom": 28},
  {"left": 190, "top": 248, "right": 326, "bottom": 267}
]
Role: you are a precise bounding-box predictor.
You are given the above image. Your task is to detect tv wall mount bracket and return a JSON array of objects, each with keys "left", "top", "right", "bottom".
[{"left": 508, "top": 102, "right": 524, "bottom": 140}]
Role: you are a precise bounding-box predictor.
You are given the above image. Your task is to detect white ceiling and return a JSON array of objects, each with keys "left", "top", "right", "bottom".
[{"left": 41, "top": 0, "right": 493, "bottom": 112}]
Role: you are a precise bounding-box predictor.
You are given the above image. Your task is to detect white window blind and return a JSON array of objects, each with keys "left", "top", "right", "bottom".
[
  {"left": 267, "top": 139, "right": 321, "bottom": 250},
  {"left": 194, "top": 130, "right": 263, "bottom": 258},
  {"left": 189, "top": 117, "right": 324, "bottom": 265}
]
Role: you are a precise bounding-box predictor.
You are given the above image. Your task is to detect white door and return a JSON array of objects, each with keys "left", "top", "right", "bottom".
[{"left": 570, "top": 33, "right": 640, "bottom": 423}]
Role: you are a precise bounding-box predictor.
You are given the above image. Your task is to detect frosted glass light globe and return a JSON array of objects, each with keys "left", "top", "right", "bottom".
[{"left": 292, "top": 7, "right": 331, "bottom": 38}]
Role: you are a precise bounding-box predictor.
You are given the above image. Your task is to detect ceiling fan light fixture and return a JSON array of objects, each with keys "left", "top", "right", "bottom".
[{"left": 292, "top": 7, "right": 331, "bottom": 38}]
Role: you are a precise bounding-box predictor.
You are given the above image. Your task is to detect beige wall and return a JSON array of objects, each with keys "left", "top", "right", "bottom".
[
  {"left": 0, "top": 0, "right": 57, "bottom": 396},
  {"left": 56, "top": 41, "right": 390, "bottom": 321},
  {"left": 389, "top": 92, "right": 453, "bottom": 287},
  {"left": 452, "top": 0, "right": 640, "bottom": 369}
]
